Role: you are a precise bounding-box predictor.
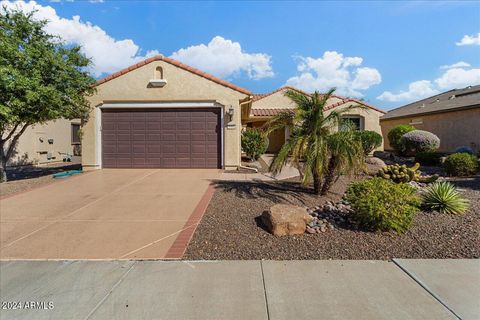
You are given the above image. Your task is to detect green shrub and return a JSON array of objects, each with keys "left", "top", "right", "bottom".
[
  {"left": 355, "top": 131, "right": 383, "bottom": 155},
  {"left": 345, "top": 178, "right": 421, "bottom": 233},
  {"left": 421, "top": 182, "right": 469, "bottom": 214},
  {"left": 415, "top": 152, "right": 442, "bottom": 166},
  {"left": 241, "top": 129, "right": 268, "bottom": 160},
  {"left": 443, "top": 153, "right": 479, "bottom": 176},
  {"left": 401, "top": 130, "right": 440, "bottom": 154},
  {"left": 387, "top": 124, "right": 415, "bottom": 155}
]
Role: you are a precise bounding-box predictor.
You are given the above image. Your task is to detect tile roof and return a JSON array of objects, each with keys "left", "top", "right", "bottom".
[
  {"left": 381, "top": 85, "right": 480, "bottom": 120},
  {"left": 94, "top": 55, "right": 252, "bottom": 95},
  {"left": 251, "top": 108, "right": 295, "bottom": 117}
]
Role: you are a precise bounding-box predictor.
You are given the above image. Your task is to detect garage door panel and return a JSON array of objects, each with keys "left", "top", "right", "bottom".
[{"left": 102, "top": 108, "right": 220, "bottom": 168}]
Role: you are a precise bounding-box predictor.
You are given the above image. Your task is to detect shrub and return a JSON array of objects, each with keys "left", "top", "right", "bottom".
[
  {"left": 401, "top": 130, "right": 440, "bottom": 154},
  {"left": 355, "top": 130, "right": 383, "bottom": 155},
  {"left": 345, "top": 178, "right": 421, "bottom": 233},
  {"left": 454, "top": 146, "right": 474, "bottom": 155},
  {"left": 415, "top": 152, "right": 442, "bottom": 166},
  {"left": 443, "top": 153, "right": 479, "bottom": 176},
  {"left": 421, "top": 182, "right": 469, "bottom": 214},
  {"left": 387, "top": 124, "right": 415, "bottom": 155},
  {"left": 241, "top": 128, "right": 268, "bottom": 160}
]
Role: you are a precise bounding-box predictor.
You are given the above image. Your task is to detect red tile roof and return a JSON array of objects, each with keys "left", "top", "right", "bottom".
[
  {"left": 252, "top": 86, "right": 311, "bottom": 102},
  {"left": 94, "top": 55, "right": 252, "bottom": 95},
  {"left": 251, "top": 108, "right": 295, "bottom": 117}
]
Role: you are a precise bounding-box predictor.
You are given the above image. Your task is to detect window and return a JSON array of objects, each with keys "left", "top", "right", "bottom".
[
  {"left": 341, "top": 116, "right": 364, "bottom": 131},
  {"left": 71, "top": 124, "right": 81, "bottom": 144}
]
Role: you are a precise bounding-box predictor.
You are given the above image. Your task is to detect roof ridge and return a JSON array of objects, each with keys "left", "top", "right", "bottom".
[{"left": 95, "top": 55, "right": 252, "bottom": 95}]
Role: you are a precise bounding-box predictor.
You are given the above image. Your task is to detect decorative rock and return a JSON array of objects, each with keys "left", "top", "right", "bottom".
[
  {"left": 365, "top": 157, "right": 386, "bottom": 167},
  {"left": 262, "top": 204, "right": 313, "bottom": 236}
]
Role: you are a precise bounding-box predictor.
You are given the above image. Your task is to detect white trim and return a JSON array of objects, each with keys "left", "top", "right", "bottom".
[
  {"left": 95, "top": 102, "right": 225, "bottom": 169},
  {"left": 101, "top": 102, "right": 217, "bottom": 109}
]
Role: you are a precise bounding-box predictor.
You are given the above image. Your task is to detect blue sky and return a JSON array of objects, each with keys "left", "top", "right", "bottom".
[{"left": 3, "top": 1, "right": 480, "bottom": 110}]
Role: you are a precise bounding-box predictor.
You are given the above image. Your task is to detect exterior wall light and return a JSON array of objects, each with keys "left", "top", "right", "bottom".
[{"left": 227, "top": 106, "right": 234, "bottom": 121}]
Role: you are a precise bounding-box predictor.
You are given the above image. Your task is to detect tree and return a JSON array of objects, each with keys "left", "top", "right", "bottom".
[
  {"left": 0, "top": 8, "right": 96, "bottom": 181},
  {"left": 266, "top": 89, "right": 365, "bottom": 195}
]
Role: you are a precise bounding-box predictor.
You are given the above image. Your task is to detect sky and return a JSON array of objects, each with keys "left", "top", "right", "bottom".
[{"left": 1, "top": 1, "right": 480, "bottom": 110}]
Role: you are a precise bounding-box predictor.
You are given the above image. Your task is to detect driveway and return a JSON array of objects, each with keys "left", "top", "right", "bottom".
[{"left": 0, "top": 169, "right": 220, "bottom": 259}]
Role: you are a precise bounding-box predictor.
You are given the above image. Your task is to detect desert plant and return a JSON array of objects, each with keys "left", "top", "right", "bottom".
[
  {"left": 401, "top": 130, "right": 440, "bottom": 154},
  {"left": 454, "top": 146, "right": 474, "bottom": 155},
  {"left": 387, "top": 124, "right": 415, "bottom": 155},
  {"left": 377, "top": 162, "right": 438, "bottom": 183},
  {"left": 421, "top": 182, "right": 469, "bottom": 214},
  {"left": 443, "top": 153, "right": 479, "bottom": 176},
  {"left": 266, "top": 89, "right": 365, "bottom": 195},
  {"left": 415, "top": 152, "right": 442, "bottom": 166},
  {"left": 355, "top": 130, "right": 383, "bottom": 156},
  {"left": 345, "top": 178, "right": 421, "bottom": 233},
  {"left": 241, "top": 129, "right": 268, "bottom": 160}
]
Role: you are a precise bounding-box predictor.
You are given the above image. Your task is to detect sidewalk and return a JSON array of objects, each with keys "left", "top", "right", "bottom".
[{"left": 1, "top": 259, "right": 478, "bottom": 319}]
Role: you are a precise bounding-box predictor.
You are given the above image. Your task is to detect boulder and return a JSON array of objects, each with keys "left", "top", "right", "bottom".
[
  {"left": 365, "top": 157, "right": 386, "bottom": 167},
  {"left": 261, "top": 204, "right": 313, "bottom": 236}
]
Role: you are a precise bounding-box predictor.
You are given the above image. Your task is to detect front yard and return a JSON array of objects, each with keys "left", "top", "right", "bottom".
[{"left": 184, "top": 174, "right": 480, "bottom": 260}]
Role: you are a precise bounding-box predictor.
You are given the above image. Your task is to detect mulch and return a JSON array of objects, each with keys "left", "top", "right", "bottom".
[{"left": 184, "top": 174, "right": 480, "bottom": 260}]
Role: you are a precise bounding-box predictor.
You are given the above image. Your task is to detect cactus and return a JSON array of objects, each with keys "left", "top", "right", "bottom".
[{"left": 376, "top": 162, "right": 436, "bottom": 184}]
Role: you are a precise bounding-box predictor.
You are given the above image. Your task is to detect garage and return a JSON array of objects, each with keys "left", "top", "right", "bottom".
[{"left": 101, "top": 108, "right": 221, "bottom": 168}]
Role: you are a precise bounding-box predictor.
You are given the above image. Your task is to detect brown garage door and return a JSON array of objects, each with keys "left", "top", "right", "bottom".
[{"left": 102, "top": 108, "right": 221, "bottom": 168}]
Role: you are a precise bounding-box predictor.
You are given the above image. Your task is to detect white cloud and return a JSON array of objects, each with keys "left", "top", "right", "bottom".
[
  {"left": 1, "top": 1, "right": 159, "bottom": 77},
  {"left": 377, "top": 80, "right": 439, "bottom": 103},
  {"left": 285, "top": 51, "right": 381, "bottom": 98},
  {"left": 377, "top": 64, "right": 480, "bottom": 102},
  {"left": 456, "top": 33, "right": 480, "bottom": 46},
  {"left": 439, "top": 61, "right": 471, "bottom": 69},
  {"left": 170, "top": 36, "right": 274, "bottom": 80},
  {"left": 434, "top": 67, "right": 480, "bottom": 89}
]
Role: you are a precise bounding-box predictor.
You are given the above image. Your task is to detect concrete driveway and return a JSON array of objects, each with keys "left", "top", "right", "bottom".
[{"left": 0, "top": 169, "right": 220, "bottom": 259}]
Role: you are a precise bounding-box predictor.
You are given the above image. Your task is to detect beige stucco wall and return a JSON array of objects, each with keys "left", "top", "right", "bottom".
[
  {"left": 380, "top": 107, "right": 480, "bottom": 153},
  {"left": 8, "top": 119, "right": 79, "bottom": 166},
  {"left": 82, "top": 60, "right": 249, "bottom": 170}
]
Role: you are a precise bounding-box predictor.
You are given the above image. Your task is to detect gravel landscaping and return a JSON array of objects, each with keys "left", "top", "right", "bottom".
[{"left": 184, "top": 174, "right": 480, "bottom": 260}]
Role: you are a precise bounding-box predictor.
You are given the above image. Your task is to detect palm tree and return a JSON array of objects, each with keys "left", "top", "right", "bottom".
[{"left": 266, "top": 89, "right": 365, "bottom": 195}]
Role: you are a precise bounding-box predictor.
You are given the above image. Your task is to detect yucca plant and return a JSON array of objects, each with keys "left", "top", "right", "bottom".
[{"left": 421, "top": 182, "right": 469, "bottom": 214}]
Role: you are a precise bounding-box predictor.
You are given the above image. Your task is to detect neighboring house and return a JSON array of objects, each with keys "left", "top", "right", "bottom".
[
  {"left": 380, "top": 85, "right": 480, "bottom": 153},
  {"left": 8, "top": 119, "right": 81, "bottom": 166},
  {"left": 80, "top": 56, "right": 384, "bottom": 171},
  {"left": 243, "top": 86, "right": 386, "bottom": 153}
]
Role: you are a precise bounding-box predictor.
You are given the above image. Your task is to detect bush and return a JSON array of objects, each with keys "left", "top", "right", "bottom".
[
  {"left": 355, "top": 131, "right": 383, "bottom": 155},
  {"left": 345, "top": 178, "right": 421, "bottom": 233},
  {"left": 443, "top": 153, "right": 479, "bottom": 176},
  {"left": 421, "top": 182, "right": 469, "bottom": 214},
  {"left": 415, "top": 152, "right": 442, "bottom": 166},
  {"left": 454, "top": 146, "right": 474, "bottom": 155},
  {"left": 387, "top": 124, "right": 415, "bottom": 155},
  {"left": 241, "top": 129, "right": 268, "bottom": 160},
  {"left": 401, "top": 130, "right": 440, "bottom": 154}
]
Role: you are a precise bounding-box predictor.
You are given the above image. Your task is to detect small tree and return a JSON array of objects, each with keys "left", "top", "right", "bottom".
[
  {"left": 241, "top": 128, "right": 268, "bottom": 160},
  {"left": 266, "top": 89, "right": 365, "bottom": 195},
  {"left": 0, "top": 8, "right": 96, "bottom": 181}
]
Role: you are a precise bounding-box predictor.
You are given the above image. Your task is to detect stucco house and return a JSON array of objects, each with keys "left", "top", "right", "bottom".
[
  {"left": 81, "top": 56, "right": 385, "bottom": 170},
  {"left": 380, "top": 85, "right": 480, "bottom": 153},
  {"left": 8, "top": 119, "right": 81, "bottom": 166},
  {"left": 244, "top": 86, "right": 386, "bottom": 153}
]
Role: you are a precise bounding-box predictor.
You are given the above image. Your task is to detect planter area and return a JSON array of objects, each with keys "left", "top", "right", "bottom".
[{"left": 184, "top": 173, "right": 480, "bottom": 260}]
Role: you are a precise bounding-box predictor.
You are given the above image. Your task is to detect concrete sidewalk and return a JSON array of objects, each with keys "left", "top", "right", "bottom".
[{"left": 1, "top": 259, "right": 478, "bottom": 320}]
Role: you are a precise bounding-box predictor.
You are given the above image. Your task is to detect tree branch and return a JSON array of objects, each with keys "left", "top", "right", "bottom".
[
  {"left": 1, "top": 123, "right": 20, "bottom": 143},
  {"left": 5, "top": 123, "right": 30, "bottom": 161}
]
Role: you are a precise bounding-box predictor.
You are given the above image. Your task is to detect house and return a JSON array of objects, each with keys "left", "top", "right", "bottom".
[
  {"left": 8, "top": 119, "right": 81, "bottom": 166},
  {"left": 81, "top": 56, "right": 384, "bottom": 170},
  {"left": 380, "top": 85, "right": 480, "bottom": 153},
  {"left": 243, "top": 86, "right": 386, "bottom": 153}
]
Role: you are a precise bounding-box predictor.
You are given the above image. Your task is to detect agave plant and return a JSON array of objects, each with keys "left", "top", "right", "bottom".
[{"left": 421, "top": 181, "right": 469, "bottom": 214}]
